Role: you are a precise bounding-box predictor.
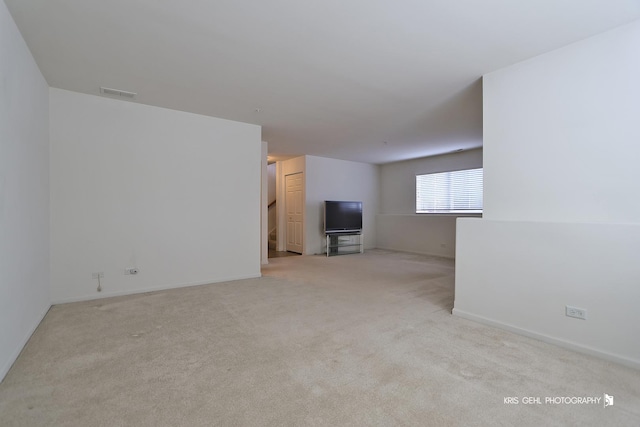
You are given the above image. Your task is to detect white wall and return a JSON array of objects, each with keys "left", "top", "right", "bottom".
[
  {"left": 456, "top": 220, "right": 640, "bottom": 367},
  {"left": 377, "top": 149, "right": 482, "bottom": 257},
  {"left": 0, "top": 2, "right": 50, "bottom": 381},
  {"left": 50, "top": 88, "right": 262, "bottom": 303},
  {"left": 305, "top": 155, "right": 379, "bottom": 255},
  {"left": 455, "top": 21, "right": 640, "bottom": 368},
  {"left": 482, "top": 24, "right": 640, "bottom": 223},
  {"left": 376, "top": 215, "right": 457, "bottom": 258}
]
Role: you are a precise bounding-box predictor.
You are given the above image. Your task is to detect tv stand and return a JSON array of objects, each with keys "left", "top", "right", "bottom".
[{"left": 325, "top": 231, "right": 363, "bottom": 257}]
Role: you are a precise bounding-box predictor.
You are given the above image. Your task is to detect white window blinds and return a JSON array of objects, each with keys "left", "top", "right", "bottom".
[{"left": 416, "top": 168, "right": 483, "bottom": 213}]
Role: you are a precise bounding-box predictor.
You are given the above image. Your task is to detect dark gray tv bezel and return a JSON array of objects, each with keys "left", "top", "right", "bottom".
[{"left": 323, "top": 200, "right": 362, "bottom": 235}]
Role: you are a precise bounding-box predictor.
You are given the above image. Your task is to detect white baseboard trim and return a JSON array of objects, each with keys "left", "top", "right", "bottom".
[
  {"left": 374, "top": 245, "right": 455, "bottom": 259},
  {"left": 1, "top": 302, "right": 51, "bottom": 383},
  {"left": 452, "top": 308, "right": 640, "bottom": 370},
  {"left": 51, "top": 273, "right": 262, "bottom": 305}
]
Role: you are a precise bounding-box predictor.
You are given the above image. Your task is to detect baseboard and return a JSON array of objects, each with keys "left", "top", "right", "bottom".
[
  {"left": 51, "top": 273, "right": 262, "bottom": 305},
  {"left": 374, "top": 245, "right": 455, "bottom": 259},
  {"left": 452, "top": 308, "right": 640, "bottom": 370},
  {"left": 0, "top": 302, "right": 52, "bottom": 383}
]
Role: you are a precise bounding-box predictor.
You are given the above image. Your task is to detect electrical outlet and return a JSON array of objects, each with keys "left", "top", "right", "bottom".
[
  {"left": 566, "top": 305, "right": 587, "bottom": 320},
  {"left": 91, "top": 272, "right": 104, "bottom": 279},
  {"left": 124, "top": 268, "right": 139, "bottom": 275}
]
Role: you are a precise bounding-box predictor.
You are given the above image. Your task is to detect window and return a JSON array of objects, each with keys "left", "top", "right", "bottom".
[{"left": 416, "top": 168, "right": 483, "bottom": 214}]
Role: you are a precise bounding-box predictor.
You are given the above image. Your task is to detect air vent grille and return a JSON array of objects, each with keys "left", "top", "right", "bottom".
[{"left": 100, "top": 87, "right": 137, "bottom": 98}]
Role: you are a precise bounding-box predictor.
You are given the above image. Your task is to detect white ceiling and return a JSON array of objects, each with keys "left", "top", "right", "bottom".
[{"left": 6, "top": 1, "right": 640, "bottom": 164}]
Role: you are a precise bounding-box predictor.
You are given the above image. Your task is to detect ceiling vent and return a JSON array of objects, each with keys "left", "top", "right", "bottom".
[{"left": 100, "top": 87, "right": 137, "bottom": 98}]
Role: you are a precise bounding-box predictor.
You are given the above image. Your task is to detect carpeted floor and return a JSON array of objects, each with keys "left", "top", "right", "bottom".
[{"left": 0, "top": 250, "right": 638, "bottom": 426}]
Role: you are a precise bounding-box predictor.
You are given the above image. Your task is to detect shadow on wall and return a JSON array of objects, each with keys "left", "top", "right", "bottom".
[{"left": 391, "top": 78, "right": 483, "bottom": 154}]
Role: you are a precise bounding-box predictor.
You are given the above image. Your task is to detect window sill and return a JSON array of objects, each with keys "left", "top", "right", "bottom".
[{"left": 378, "top": 213, "right": 483, "bottom": 218}]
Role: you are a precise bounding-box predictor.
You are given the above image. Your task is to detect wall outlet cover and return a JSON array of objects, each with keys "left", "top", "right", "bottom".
[{"left": 566, "top": 305, "right": 587, "bottom": 320}]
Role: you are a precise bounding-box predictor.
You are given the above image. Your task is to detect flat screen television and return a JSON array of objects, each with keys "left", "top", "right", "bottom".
[{"left": 324, "top": 201, "right": 362, "bottom": 233}]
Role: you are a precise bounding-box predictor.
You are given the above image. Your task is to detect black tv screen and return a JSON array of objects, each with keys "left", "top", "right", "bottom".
[{"left": 324, "top": 201, "right": 362, "bottom": 233}]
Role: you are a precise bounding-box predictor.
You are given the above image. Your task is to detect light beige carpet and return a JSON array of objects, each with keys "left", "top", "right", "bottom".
[{"left": 0, "top": 250, "right": 638, "bottom": 426}]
